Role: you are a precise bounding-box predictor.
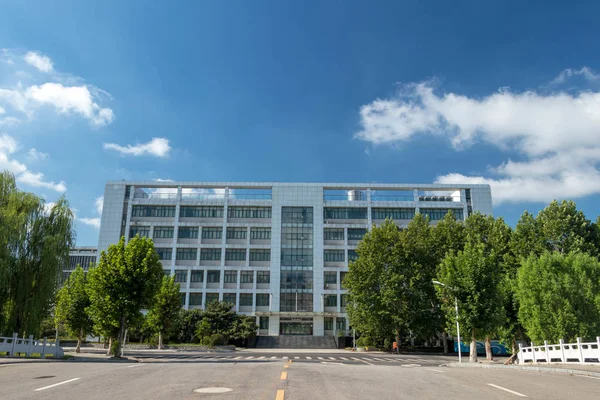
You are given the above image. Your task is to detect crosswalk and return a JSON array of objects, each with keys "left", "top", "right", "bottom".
[{"left": 134, "top": 353, "right": 442, "bottom": 365}]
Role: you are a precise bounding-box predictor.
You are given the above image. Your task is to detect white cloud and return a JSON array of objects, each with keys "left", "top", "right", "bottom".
[
  {"left": 0, "top": 106, "right": 5, "bottom": 115},
  {"left": 0, "top": 116, "right": 20, "bottom": 126},
  {"left": 104, "top": 137, "right": 171, "bottom": 157},
  {"left": 95, "top": 196, "right": 103, "bottom": 215},
  {"left": 25, "top": 83, "right": 114, "bottom": 126},
  {"left": 78, "top": 217, "right": 100, "bottom": 228},
  {"left": 551, "top": 67, "right": 600, "bottom": 85},
  {"left": 27, "top": 148, "right": 48, "bottom": 161},
  {"left": 24, "top": 51, "right": 54, "bottom": 73},
  {"left": 0, "top": 133, "right": 66, "bottom": 192},
  {"left": 154, "top": 178, "right": 174, "bottom": 182},
  {"left": 357, "top": 71, "right": 600, "bottom": 204}
]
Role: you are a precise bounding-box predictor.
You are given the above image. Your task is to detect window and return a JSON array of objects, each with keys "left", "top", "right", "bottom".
[
  {"left": 324, "top": 317, "right": 333, "bottom": 331},
  {"left": 347, "top": 228, "right": 367, "bottom": 241},
  {"left": 225, "top": 249, "right": 246, "bottom": 261},
  {"left": 257, "top": 271, "right": 270, "bottom": 284},
  {"left": 239, "top": 293, "right": 253, "bottom": 306},
  {"left": 324, "top": 294, "right": 337, "bottom": 307},
  {"left": 348, "top": 250, "right": 358, "bottom": 262},
  {"left": 191, "top": 270, "right": 204, "bottom": 283},
  {"left": 256, "top": 293, "right": 269, "bottom": 306},
  {"left": 340, "top": 271, "right": 348, "bottom": 288},
  {"left": 189, "top": 293, "right": 202, "bottom": 306},
  {"left": 281, "top": 226, "right": 313, "bottom": 246},
  {"left": 223, "top": 293, "right": 236, "bottom": 305},
  {"left": 281, "top": 249, "right": 313, "bottom": 266},
  {"left": 336, "top": 317, "right": 346, "bottom": 331},
  {"left": 324, "top": 250, "right": 344, "bottom": 262},
  {"left": 371, "top": 208, "right": 416, "bottom": 220},
  {"left": 227, "top": 206, "right": 272, "bottom": 219},
  {"left": 226, "top": 227, "right": 247, "bottom": 239},
  {"left": 259, "top": 316, "right": 269, "bottom": 330},
  {"left": 224, "top": 270, "right": 237, "bottom": 283},
  {"left": 324, "top": 271, "right": 337, "bottom": 284},
  {"left": 341, "top": 294, "right": 348, "bottom": 308},
  {"left": 205, "top": 293, "right": 219, "bottom": 303},
  {"left": 180, "top": 293, "right": 186, "bottom": 306},
  {"left": 207, "top": 270, "right": 220, "bottom": 283},
  {"left": 420, "top": 208, "right": 464, "bottom": 221},
  {"left": 324, "top": 228, "right": 344, "bottom": 240},
  {"left": 202, "top": 227, "right": 222, "bottom": 239},
  {"left": 174, "top": 270, "right": 187, "bottom": 282},
  {"left": 201, "top": 248, "right": 221, "bottom": 261},
  {"left": 180, "top": 206, "right": 223, "bottom": 218},
  {"left": 132, "top": 205, "right": 176, "bottom": 218},
  {"left": 176, "top": 248, "right": 197, "bottom": 261},
  {"left": 154, "top": 226, "right": 174, "bottom": 239},
  {"left": 280, "top": 271, "right": 313, "bottom": 290},
  {"left": 324, "top": 207, "right": 367, "bottom": 220},
  {"left": 156, "top": 248, "right": 172, "bottom": 260},
  {"left": 130, "top": 227, "right": 150, "bottom": 238},
  {"left": 178, "top": 227, "right": 199, "bottom": 239},
  {"left": 250, "top": 249, "right": 271, "bottom": 262},
  {"left": 281, "top": 207, "right": 313, "bottom": 224},
  {"left": 250, "top": 228, "right": 271, "bottom": 240},
  {"left": 163, "top": 269, "right": 171, "bottom": 276},
  {"left": 241, "top": 271, "right": 254, "bottom": 283}
]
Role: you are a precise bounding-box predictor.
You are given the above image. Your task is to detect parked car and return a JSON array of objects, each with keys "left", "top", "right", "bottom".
[{"left": 454, "top": 340, "right": 509, "bottom": 355}]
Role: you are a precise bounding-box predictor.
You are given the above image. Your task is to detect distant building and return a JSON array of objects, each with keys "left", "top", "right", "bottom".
[
  {"left": 60, "top": 246, "right": 98, "bottom": 284},
  {"left": 97, "top": 181, "right": 493, "bottom": 337}
]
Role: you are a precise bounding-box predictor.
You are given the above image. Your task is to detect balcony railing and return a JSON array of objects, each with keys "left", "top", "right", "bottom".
[
  {"left": 372, "top": 194, "right": 415, "bottom": 201},
  {"left": 181, "top": 193, "right": 225, "bottom": 200},
  {"left": 134, "top": 193, "right": 178, "bottom": 200},
  {"left": 229, "top": 193, "right": 272, "bottom": 200}
]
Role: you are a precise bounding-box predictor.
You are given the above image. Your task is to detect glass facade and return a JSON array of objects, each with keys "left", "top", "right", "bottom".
[
  {"left": 129, "top": 227, "right": 150, "bottom": 238},
  {"left": 250, "top": 227, "right": 271, "bottom": 239},
  {"left": 156, "top": 248, "right": 172, "bottom": 260},
  {"left": 228, "top": 206, "right": 272, "bottom": 219},
  {"left": 347, "top": 228, "right": 367, "bottom": 241},
  {"left": 225, "top": 249, "right": 246, "bottom": 261},
  {"left": 178, "top": 227, "right": 199, "bottom": 239},
  {"left": 280, "top": 207, "right": 314, "bottom": 312},
  {"left": 189, "top": 293, "right": 202, "bottom": 306},
  {"left": 250, "top": 249, "right": 271, "bottom": 261},
  {"left": 224, "top": 270, "right": 237, "bottom": 283},
  {"left": 324, "top": 228, "right": 344, "bottom": 240},
  {"left": 132, "top": 205, "right": 176, "bottom": 218},
  {"left": 223, "top": 293, "right": 236, "bottom": 305},
  {"left": 241, "top": 271, "right": 254, "bottom": 283},
  {"left": 257, "top": 271, "right": 270, "bottom": 283},
  {"left": 176, "top": 248, "right": 197, "bottom": 261},
  {"left": 371, "top": 208, "right": 415, "bottom": 220},
  {"left": 256, "top": 293, "right": 269, "bottom": 306},
  {"left": 324, "top": 250, "right": 345, "bottom": 262},
  {"left": 420, "top": 208, "right": 464, "bottom": 221},
  {"left": 226, "top": 227, "right": 247, "bottom": 239},
  {"left": 324, "top": 207, "right": 367, "bottom": 220},
  {"left": 201, "top": 248, "right": 221, "bottom": 261},
  {"left": 207, "top": 270, "right": 220, "bottom": 283},
  {"left": 180, "top": 206, "right": 223, "bottom": 218},
  {"left": 174, "top": 270, "right": 187, "bottom": 282},
  {"left": 191, "top": 270, "right": 204, "bottom": 283},
  {"left": 239, "top": 293, "right": 253, "bottom": 306},
  {"left": 201, "top": 227, "right": 222, "bottom": 239},
  {"left": 154, "top": 226, "right": 174, "bottom": 239}
]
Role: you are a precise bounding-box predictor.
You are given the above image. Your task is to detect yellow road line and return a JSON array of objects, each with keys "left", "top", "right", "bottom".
[
  {"left": 280, "top": 371, "right": 288, "bottom": 380},
  {"left": 275, "top": 389, "right": 285, "bottom": 400},
  {"left": 284, "top": 363, "right": 289, "bottom": 368}
]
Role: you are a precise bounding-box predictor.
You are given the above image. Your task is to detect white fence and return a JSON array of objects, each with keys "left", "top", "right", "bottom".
[
  {"left": 0, "top": 333, "right": 64, "bottom": 358},
  {"left": 518, "top": 337, "right": 600, "bottom": 364}
]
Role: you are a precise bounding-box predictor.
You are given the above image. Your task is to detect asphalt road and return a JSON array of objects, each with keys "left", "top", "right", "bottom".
[{"left": 1, "top": 355, "right": 599, "bottom": 399}]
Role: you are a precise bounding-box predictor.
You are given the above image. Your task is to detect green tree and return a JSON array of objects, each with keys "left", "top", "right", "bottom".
[
  {"left": 146, "top": 275, "right": 182, "bottom": 349},
  {"left": 515, "top": 251, "right": 600, "bottom": 343},
  {"left": 230, "top": 315, "right": 259, "bottom": 344},
  {"left": 0, "top": 171, "right": 74, "bottom": 336},
  {"left": 200, "top": 300, "right": 237, "bottom": 338},
  {"left": 174, "top": 309, "right": 203, "bottom": 343},
  {"left": 86, "top": 236, "right": 163, "bottom": 357},
  {"left": 55, "top": 266, "right": 93, "bottom": 352},
  {"left": 437, "top": 242, "right": 505, "bottom": 362},
  {"left": 345, "top": 220, "right": 401, "bottom": 344}
]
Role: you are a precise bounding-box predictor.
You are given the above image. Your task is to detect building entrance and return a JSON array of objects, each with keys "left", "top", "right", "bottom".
[{"left": 280, "top": 317, "right": 313, "bottom": 335}]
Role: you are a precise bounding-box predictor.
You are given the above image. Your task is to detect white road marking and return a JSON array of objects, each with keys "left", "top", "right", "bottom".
[
  {"left": 306, "top": 356, "right": 312, "bottom": 360},
  {"left": 401, "top": 364, "right": 421, "bottom": 367},
  {"left": 127, "top": 364, "right": 146, "bottom": 368},
  {"left": 321, "top": 361, "right": 344, "bottom": 365},
  {"left": 270, "top": 356, "right": 277, "bottom": 360},
  {"left": 339, "top": 357, "right": 348, "bottom": 360},
  {"left": 424, "top": 368, "right": 444, "bottom": 373},
  {"left": 577, "top": 375, "right": 600, "bottom": 380},
  {"left": 487, "top": 383, "right": 527, "bottom": 397},
  {"left": 245, "top": 356, "right": 254, "bottom": 359},
  {"left": 328, "top": 357, "right": 337, "bottom": 360},
  {"left": 282, "top": 356, "right": 288, "bottom": 360},
  {"left": 363, "top": 358, "right": 375, "bottom": 362},
  {"left": 295, "top": 357, "right": 300, "bottom": 359},
  {"left": 258, "top": 356, "right": 266, "bottom": 359},
  {"left": 34, "top": 378, "right": 81, "bottom": 392},
  {"left": 355, "top": 357, "right": 374, "bottom": 366},
  {"left": 371, "top": 358, "right": 385, "bottom": 361},
  {"left": 317, "top": 357, "right": 325, "bottom": 360},
  {"left": 233, "top": 356, "right": 243, "bottom": 359}
]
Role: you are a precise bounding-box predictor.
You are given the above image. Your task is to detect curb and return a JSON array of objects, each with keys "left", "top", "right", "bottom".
[
  {"left": 0, "top": 356, "right": 138, "bottom": 365},
  {"left": 444, "top": 362, "right": 600, "bottom": 378}
]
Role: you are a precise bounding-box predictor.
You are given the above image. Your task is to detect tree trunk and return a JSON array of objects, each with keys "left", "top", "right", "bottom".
[
  {"left": 469, "top": 329, "right": 478, "bottom": 363},
  {"left": 511, "top": 336, "right": 517, "bottom": 356},
  {"left": 106, "top": 337, "right": 112, "bottom": 356},
  {"left": 485, "top": 335, "right": 493, "bottom": 361},
  {"left": 76, "top": 328, "right": 83, "bottom": 353},
  {"left": 113, "top": 315, "right": 126, "bottom": 358},
  {"left": 395, "top": 329, "right": 401, "bottom": 349},
  {"left": 442, "top": 332, "right": 448, "bottom": 354},
  {"left": 158, "top": 332, "right": 163, "bottom": 350}
]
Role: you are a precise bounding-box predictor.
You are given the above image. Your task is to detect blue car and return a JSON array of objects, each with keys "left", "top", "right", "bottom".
[{"left": 454, "top": 340, "right": 509, "bottom": 355}]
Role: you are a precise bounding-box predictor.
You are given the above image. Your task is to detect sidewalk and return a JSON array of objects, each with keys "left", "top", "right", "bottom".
[
  {"left": 445, "top": 360, "right": 600, "bottom": 378},
  {"left": 0, "top": 351, "right": 137, "bottom": 364}
]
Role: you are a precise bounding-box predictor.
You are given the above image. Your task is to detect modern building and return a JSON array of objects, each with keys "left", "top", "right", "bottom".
[
  {"left": 97, "top": 181, "right": 492, "bottom": 337},
  {"left": 60, "top": 246, "right": 98, "bottom": 284}
]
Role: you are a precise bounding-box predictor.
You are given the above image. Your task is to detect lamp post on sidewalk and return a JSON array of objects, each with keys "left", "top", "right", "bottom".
[{"left": 433, "top": 280, "right": 462, "bottom": 363}]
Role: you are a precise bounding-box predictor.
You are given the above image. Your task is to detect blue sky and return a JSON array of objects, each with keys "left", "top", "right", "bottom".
[{"left": 1, "top": 0, "right": 600, "bottom": 245}]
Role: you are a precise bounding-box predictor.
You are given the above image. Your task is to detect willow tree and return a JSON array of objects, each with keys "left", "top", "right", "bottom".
[{"left": 0, "top": 171, "right": 74, "bottom": 336}]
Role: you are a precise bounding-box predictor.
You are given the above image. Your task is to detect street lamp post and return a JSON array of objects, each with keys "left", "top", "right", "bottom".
[{"left": 433, "top": 280, "right": 462, "bottom": 363}]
